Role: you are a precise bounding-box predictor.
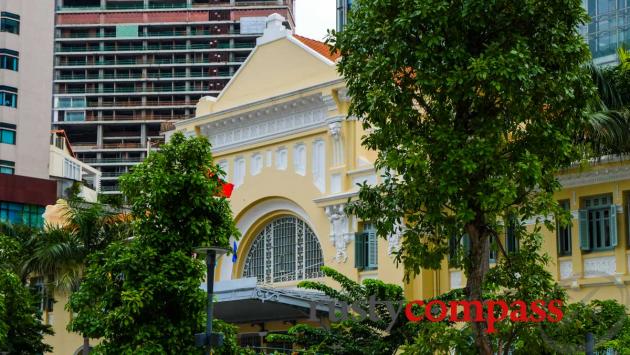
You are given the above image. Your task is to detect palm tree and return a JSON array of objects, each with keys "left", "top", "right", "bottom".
[
  {"left": 580, "top": 51, "right": 630, "bottom": 156},
  {"left": 21, "top": 199, "right": 131, "bottom": 355}
]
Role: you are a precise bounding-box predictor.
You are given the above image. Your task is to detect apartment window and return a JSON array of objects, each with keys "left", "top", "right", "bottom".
[
  {"left": 579, "top": 195, "right": 617, "bottom": 251},
  {"left": 355, "top": 223, "right": 377, "bottom": 270},
  {"left": 0, "top": 86, "right": 17, "bottom": 108},
  {"left": 557, "top": 200, "right": 572, "bottom": 256},
  {"left": 0, "top": 12, "right": 19, "bottom": 35},
  {"left": 65, "top": 111, "right": 86, "bottom": 122},
  {"left": 0, "top": 49, "right": 18, "bottom": 71},
  {"left": 56, "top": 97, "right": 86, "bottom": 109},
  {"left": 63, "top": 159, "right": 81, "bottom": 181},
  {"left": 0, "top": 124, "right": 16, "bottom": 144},
  {"left": 0, "top": 202, "right": 45, "bottom": 227},
  {"left": 0, "top": 160, "right": 14, "bottom": 174}
]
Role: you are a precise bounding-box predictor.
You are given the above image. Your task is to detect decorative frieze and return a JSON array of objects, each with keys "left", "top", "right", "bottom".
[
  {"left": 200, "top": 95, "right": 328, "bottom": 153},
  {"left": 583, "top": 256, "right": 616, "bottom": 278},
  {"left": 559, "top": 164, "right": 630, "bottom": 188}
]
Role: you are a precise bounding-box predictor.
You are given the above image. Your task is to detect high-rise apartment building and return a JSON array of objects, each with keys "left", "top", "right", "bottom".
[
  {"left": 0, "top": 0, "right": 57, "bottom": 227},
  {"left": 581, "top": 0, "right": 630, "bottom": 65},
  {"left": 53, "top": 0, "right": 294, "bottom": 194}
]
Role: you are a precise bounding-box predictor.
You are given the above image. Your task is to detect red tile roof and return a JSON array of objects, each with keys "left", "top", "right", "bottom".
[{"left": 293, "top": 34, "right": 341, "bottom": 62}]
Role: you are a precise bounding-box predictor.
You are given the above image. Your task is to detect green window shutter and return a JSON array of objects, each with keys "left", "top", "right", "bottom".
[
  {"left": 579, "top": 209, "right": 590, "bottom": 250},
  {"left": 354, "top": 232, "right": 366, "bottom": 269},
  {"left": 462, "top": 233, "right": 471, "bottom": 256},
  {"left": 448, "top": 235, "right": 458, "bottom": 260},
  {"left": 367, "top": 230, "right": 378, "bottom": 268},
  {"left": 610, "top": 204, "right": 618, "bottom": 247}
]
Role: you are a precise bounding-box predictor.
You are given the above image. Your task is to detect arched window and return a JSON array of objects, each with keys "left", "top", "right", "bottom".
[{"left": 243, "top": 216, "right": 324, "bottom": 283}]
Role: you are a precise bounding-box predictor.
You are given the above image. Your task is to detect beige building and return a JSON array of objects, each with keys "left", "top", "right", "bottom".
[{"left": 0, "top": 0, "right": 57, "bottom": 228}]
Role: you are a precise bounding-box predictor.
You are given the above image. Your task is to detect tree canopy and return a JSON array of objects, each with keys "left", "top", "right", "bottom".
[
  {"left": 333, "top": 0, "right": 595, "bottom": 352},
  {"left": 68, "top": 133, "right": 239, "bottom": 354}
]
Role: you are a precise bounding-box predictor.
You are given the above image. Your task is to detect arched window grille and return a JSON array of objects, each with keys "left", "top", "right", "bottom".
[{"left": 243, "top": 216, "right": 324, "bottom": 283}]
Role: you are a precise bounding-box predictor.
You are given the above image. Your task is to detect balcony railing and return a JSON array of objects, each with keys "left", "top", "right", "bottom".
[
  {"left": 55, "top": 86, "right": 218, "bottom": 94},
  {"left": 56, "top": 43, "right": 248, "bottom": 53},
  {"left": 56, "top": 58, "right": 241, "bottom": 67},
  {"left": 82, "top": 114, "right": 179, "bottom": 121},
  {"left": 73, "top": 143, "right": 145, "bottom": 149},
  {"left": 85, "top": 100, "right": 196, "bottom": 108},
  {"left": 100, "top": 185, "right": 121, "bottom": 192},
  {"left": 56, "top": 0, "right": 289, "bottom": 12},
  {"left": 55, "top": 72, "right": 231, "bottom": 80},
  {"left": 101, "top": 171, "right": 127, "bottom": 177},
  {"left": 56, "top": 30, "right": 243, "bottom": 39},
  {"left": 82, "top": 157, "right": 144, "bottom": 164}
]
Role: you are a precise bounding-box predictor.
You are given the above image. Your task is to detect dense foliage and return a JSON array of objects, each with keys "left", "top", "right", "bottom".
[
  {"left": 332, "top": 1, "right": 594, "bottom": 352},
  {"left": 68, "top": 133, "right": 240, "bottom": 354},
  {"left": 0, "top": 230, "right": 53, "bottom": 354}
]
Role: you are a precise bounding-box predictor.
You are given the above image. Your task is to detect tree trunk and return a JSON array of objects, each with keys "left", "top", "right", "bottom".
[
  {"left": 82, "top": 336, "right": 90, "bottom": 355},
  {"left": 465, "top": 222, "right": 492, "bottom": 355}
]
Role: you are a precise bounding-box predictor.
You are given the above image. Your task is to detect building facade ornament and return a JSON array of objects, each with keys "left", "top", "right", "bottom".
[
  {"left": 327, "top": 118, "right": 344, "bottom": 166},
  {"left": 387, "top": 223, "right": 404, "bottom": 256},
  {"left": 559, "top": 164, "right": 630, "bottom": 188},
  {"left": 325, "top": 204, "right": 353, "bottom": 263},
  {"left": 200, "top": 95, "right": 328, "bottom": 152},
  {"left": 583, "top": 256, "right": 617, "bottom": 278}
]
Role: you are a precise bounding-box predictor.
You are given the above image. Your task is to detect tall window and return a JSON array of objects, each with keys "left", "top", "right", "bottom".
[
  {"left": 0, "top": 49, "right": 18, "bottom": 71},
  {"left": 243, "top": 216, "right": 324, "bottom": 283},
  {"left": 0, "top": 202, "right": 45, "bottom": 227},
  {"left": 0, "top": 124, "right": 15, "bottom": 144},
  {"left": 0, "top": 160, "right": 14, "bottom": 175},
  {"left": 579, "top": 195, "right": 617, "bottom": 251},
  {"left": 506, "top": 218, "right": 519, "bottom": 253},
  {"left": 0, "top": 12, "right": 19, "bottom": 34},
  {"left": 0, "top": 86, "right": 17, "bottom": 108},
  {"left": 355, "top": 222, "right": 378, "bottom": 270},
  {"left": 557, "top": 200, "right": 572, "bottom": 256}
]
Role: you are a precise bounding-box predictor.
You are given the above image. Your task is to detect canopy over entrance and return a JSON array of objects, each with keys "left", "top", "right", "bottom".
[{"left": 210, "top": 278, "right": 332, "bottom": 324}]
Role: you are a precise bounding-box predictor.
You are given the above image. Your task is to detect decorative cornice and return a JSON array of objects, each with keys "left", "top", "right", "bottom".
[
  {"left": 198, "top": 94, "right": 328, "bottom": 153},
  {"left": 558, "top": 164, "right": 630, "bottom": 188}
]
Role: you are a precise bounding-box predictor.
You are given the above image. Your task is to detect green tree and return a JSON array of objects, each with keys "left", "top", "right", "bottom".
[
  {"left": 0, "top": 233, "right": 53, "bottom": 354},
  {"left": 19, "top": 200, "right": 131, "bottom": 354},
  {"left": 333, "top": 0, "right": 594, "bottom": 353},
  {"left": 68, "top": 133, "right": 239, "bottom": 354}
]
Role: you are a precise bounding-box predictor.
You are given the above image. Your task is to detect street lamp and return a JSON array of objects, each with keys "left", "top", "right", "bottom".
[{"left": 194, "top": 246, "right": 229, "bottom": 355}]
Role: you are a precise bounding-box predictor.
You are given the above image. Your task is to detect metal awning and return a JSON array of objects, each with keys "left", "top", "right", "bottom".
[{"left": 210, "top": 278, "right": 332, "bottom": 324}]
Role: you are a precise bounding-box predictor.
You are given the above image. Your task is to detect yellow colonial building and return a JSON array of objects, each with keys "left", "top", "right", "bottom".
[
  {"left": 173, "top": 13, "right": 630, "bottom": 347},
  {"left": 42, "top": 13, "right": 630, "bottom": 353}
]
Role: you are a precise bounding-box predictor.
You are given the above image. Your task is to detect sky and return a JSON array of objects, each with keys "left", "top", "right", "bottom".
[{"left": 294, "top": 0, "right": 336, "bottom": 41}]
